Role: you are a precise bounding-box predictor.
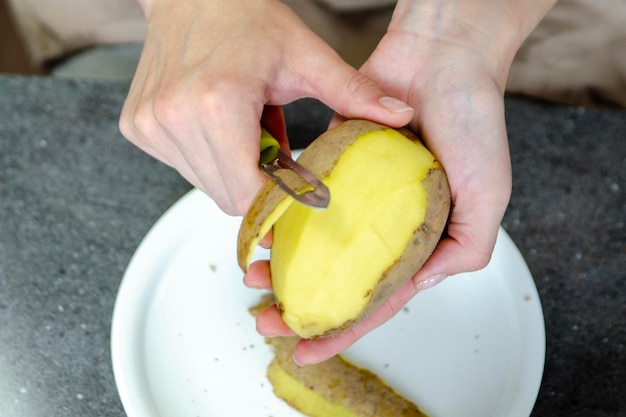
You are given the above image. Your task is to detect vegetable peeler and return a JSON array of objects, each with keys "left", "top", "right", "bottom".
[{"left": 259, "top": 128, "right": 330, "bottom": 209}]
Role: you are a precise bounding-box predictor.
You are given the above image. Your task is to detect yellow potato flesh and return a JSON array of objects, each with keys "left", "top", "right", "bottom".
[{"left": 271, "top": 129, "right": 438, "bottom": 338}]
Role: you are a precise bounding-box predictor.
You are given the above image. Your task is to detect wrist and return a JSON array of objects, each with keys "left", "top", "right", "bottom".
[{"left": 390, "top": 0, "right": 557, "bottom": 85}]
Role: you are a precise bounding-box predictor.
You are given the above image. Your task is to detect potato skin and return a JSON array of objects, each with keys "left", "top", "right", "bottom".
[
  {"left": 267, "top": 336, "right": 428, "bottom": 417},
  {"left": 237, "top": 177, "right": 284, "bottom": 271}
]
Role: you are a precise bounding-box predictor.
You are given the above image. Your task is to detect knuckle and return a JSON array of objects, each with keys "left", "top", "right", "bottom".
[
  {"left": 133, "top": 105, "right": 158, "bottom": 136},
  {"left": 156, "top": 79, "right": 237, "bottom": 126},
  {"left": 462, "top": 235, "right": 497, "bottom": 271},
  {"left": 208, "top": 179, "right": 255, "bottom": 217},
  {"left": 152, "top": 87, "right": 185, "bottom": 130},
  {"left": 119, "top": 102, "right": 154, "bottom": 143},
  {"left": 118, "top": 110, "right": 133, "bottom": 139},
  {"left": 198, "top": 79, "right": 242, "bottom": 116},
  {"left": 346, "top": 72, "right": 376, "bottom": 96},
  {"left": 470, "top": 250, "right": 492, "bottom": 271},
  {"left": 215, "top": 197, "right": 246, "bottom": 217},
  {"left": 229, "top": 193, "right": 253, "bottom": 217}
]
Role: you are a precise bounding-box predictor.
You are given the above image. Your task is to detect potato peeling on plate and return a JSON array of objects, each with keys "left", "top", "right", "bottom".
[{"left": 250, "top": 296, "right": 428, "bottom": 417}]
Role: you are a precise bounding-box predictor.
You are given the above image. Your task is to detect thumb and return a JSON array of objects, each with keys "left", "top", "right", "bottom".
[{"left": 310, "top": 62, "right": 414, "bottom": 127}]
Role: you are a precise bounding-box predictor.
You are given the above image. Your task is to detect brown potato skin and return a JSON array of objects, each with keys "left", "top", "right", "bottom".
[
  {"left": 267, "top": 336, "right": 428, "bottom": 417},
  {"left": 238, "top": 120, "right": 451, "bottom": 337},
  {"left": 237, "top": 176, "right": 285, "bottom": 271}
]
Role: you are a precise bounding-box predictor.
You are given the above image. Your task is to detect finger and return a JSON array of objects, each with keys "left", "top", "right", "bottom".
[
  {"left": 163, "top": 122, "right": 242, "bottom": 213},
  {"left": 258, "top": 229, "right": 273, "bottom": 249},
  {"left": 313, "top": 67, "right": 415, "bottom": 128},
  {"left": 243, "top": 260, "right": 272, "bottom": 290},
  {"left": 292, "top": 279, "right": 419, "bottom": 365},
  {"left": 256, "top": 304, "right": 297, "bottom": 337},
  {"left": 193, "top": 90, "right": 268, "bottom": 215},
  {"left": 412, "top": 220, "right": 500, "bottom": 291},
  {"left": 283, "top": 41, "right": 414, "bottom": 128},
  {"left": 422, "top": 162, "right": 510, "bottom": 284},
  {"left": 413, "top": 169, "right": 511, "bottom": 290}
]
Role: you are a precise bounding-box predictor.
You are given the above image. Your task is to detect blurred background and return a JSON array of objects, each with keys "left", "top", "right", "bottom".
[
  {"left": 1, "top": 0, "right": 40, "bottom": 75},
  {"left": 1, "top": 0, "right": 625, "bottom": 108}
]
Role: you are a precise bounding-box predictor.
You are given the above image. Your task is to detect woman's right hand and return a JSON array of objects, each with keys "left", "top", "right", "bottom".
[{"left": 119, "top": 0, "right": 414, "bottom": 215}]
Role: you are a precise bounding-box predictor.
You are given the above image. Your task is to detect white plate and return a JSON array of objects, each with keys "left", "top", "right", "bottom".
[{"left": 112, "top": 188, "right": 545, "bottom": 417}]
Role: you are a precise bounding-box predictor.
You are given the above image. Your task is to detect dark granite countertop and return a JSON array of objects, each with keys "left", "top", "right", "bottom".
[{"left": 0, "top": 74, "right": 624, "bottom": 417}]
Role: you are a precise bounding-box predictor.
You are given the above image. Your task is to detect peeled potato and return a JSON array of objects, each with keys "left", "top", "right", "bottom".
[{"left": 238, "top": 120, "right": 451, "bottom": 339}]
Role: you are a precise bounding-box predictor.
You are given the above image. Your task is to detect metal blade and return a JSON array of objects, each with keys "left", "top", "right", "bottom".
[{"left": 260, "top": 150, "right": 330, "bottom": 209}]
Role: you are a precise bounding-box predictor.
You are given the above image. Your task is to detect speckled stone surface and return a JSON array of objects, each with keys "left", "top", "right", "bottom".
[
  {"left": 0, "top": 75, "right": 624, "bottom": 417},
  {"left": 0, "top": 75, "right": 192, "bottom": 417},
  {"left": 502, "top": 97, "right": 625, "bottom": 417}
]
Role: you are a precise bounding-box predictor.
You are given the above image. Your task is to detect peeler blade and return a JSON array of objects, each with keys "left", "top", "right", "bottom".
[{"left": 259, "top": 129, "right": 330, "bottom": 209}]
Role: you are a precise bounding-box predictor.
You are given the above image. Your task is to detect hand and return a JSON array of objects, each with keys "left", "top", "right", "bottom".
[
  {"left": 250, "top": 0, "right": 556, "bottom": 364},
  {"left": 119, "top": 0, "right": 414, "bottom": 215}
]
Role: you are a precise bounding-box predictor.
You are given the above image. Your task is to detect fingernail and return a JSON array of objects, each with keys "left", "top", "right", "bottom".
[
  {"left": 292, "top": 354, "right": 305, "bottom": 368},
  {"left": 257, "top": 327, "right": 279, "bottom": 337},
  {"left": 378, "top": 96, "right": 414, "bottom": 113},
  {"left": 416, "top": 274, "right": 447, "bottom": 291}
]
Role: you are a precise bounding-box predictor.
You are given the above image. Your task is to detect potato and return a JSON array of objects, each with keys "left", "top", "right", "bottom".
[
  {"left": 266, "top": 336, "right": 428, "bottom": 417},
  {"left": 238, "top": 120, "right": 451, "bottom": 339}
]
